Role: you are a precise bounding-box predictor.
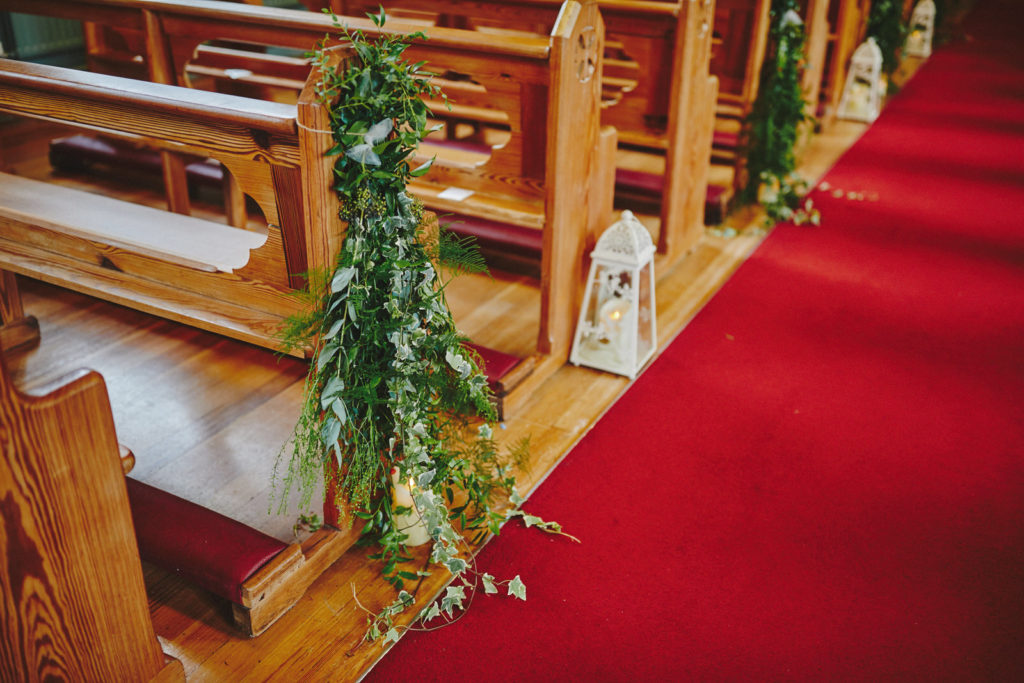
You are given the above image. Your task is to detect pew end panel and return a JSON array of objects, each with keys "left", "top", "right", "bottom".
[{"left": 0, "top": 352, "right": 184, "bottom": 682}]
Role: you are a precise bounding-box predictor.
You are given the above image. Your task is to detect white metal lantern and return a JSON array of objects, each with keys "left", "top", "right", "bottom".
[
  {"left": 905, "top": 0, "right": 936, "bottom": 58},
  {"left": 837, "top": 37, "right": 884, "bottom": 122},
  {"left": 570, "top": 210, "right": 656, "bottom": 378}
]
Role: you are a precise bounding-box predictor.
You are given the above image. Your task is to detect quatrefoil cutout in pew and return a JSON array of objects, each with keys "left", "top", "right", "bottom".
[{"left": 576, "top": 28, "right": 598, "bottom": 84}]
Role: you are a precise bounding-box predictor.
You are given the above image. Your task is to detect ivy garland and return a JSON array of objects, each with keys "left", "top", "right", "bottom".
[
  {"left": 273, "top": 10, "right": 569, "bottom": 643},
  {"left": 741, "top": 0, "right": 820, "bottom": 226},
  {"left": 868, "top": 0, "right": 908, "bottom": 78}
]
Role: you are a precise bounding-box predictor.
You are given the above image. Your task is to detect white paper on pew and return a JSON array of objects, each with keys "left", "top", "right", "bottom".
[{"left": 437, "top": 187, "right": 475, "bottom": 202}]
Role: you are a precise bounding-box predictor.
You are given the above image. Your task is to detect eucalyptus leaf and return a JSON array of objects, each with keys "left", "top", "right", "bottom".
[
  {"left": 330, "top": 266, "right": 356, "bottom": 293},
  {"left": 330, "top": 398, "right": 348, "bottom": 424}
]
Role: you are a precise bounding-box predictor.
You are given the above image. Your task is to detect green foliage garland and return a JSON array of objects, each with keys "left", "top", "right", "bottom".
[
  {"left": 868, "top": 0, "right": 908, "bottom": 77},
  {"left": 741, "top": 0, "right": 819, "bottom": 226},
  {"left": 274, "top": 11, "right": 569, "bottom": 642}
]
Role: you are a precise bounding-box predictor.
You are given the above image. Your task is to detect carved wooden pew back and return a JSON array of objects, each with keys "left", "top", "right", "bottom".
[
  {"left": 0, "top": 0, "right": 611, "bottom": 416},
  {"left": 0, "top": 351, "right": 185, "bottom": 680},
  {"left": 0, "top": 56, "right": 338, "bottom": 353},
  {"left": 321, "top": 0, "right": 717, "bottom": 259}
]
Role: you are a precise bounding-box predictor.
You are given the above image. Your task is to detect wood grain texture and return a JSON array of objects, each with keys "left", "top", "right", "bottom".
[
  {"left": 0, "top": 271, "right": 40, "bottom": 354},
  {"left": 0, "top": 353, "right": 183, "bottom": 682}
]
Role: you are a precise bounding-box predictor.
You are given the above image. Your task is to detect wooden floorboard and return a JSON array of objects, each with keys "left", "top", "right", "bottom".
[{"left": 0, "top": 77, "right": 901, "bottom": 675}]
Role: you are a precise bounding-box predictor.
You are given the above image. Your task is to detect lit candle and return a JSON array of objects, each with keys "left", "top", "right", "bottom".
[
  {"left": 599, "top": 297, "right": 631, "bottom": 347},
  {"left": 391, "top": 467, "right": 431, "bottom": 546}
]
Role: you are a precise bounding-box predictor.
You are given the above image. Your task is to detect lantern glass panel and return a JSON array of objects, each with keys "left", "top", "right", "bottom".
[
  {"left": 636, "top": 261, "right": 654, "bottom": 363},
  {"left": 575, "top": 263, "right": 634, "bottom": 372}
]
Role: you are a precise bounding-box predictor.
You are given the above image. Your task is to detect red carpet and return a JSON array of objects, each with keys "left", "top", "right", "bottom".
[{"left": 370, "top": 2, "right": 1024, "bottom": 679}]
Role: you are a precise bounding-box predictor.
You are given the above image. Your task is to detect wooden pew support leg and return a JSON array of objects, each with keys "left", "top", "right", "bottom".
[
  {"left": 0, "top": 271, "right": 40, "bottom": 353},
  {"left": 233, "top": 523, "right": 366, "bottom": 637}
]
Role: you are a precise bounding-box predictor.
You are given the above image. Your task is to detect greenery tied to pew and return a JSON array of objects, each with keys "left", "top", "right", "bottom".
[
  {"left": 742, "top": 0, "right": 820, "bottom": 227},
  {"left": 274, "top": 9, "right": 567, "bottom": 643},
  {"left": 868, "top": 0, "right": 909, "bottom": 81}
]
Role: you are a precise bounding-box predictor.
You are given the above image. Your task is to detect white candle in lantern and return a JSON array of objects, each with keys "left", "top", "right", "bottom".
[
  {"left": 599, "top": 297, "right": 631, "bottom": 353},
  {"left": 391, "top": 467, "right": 431, "bottom": 547}
]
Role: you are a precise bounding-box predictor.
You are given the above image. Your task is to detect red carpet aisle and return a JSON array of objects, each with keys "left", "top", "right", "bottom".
[{"left": 369, "top": 3, "right": 1024, "bottom": 680}]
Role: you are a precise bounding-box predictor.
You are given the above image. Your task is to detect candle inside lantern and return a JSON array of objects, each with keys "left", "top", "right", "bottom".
[
  {"left": 391, "top": 467, "right": 431, "bottom": 546},
  {"left": 599, "top": 297, "right": 631, "bottom": 357}
]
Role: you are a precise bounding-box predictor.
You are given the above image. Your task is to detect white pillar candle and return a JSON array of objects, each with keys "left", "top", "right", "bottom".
[{"left": 391, "top": 467, "right": 431, "bottom": 547}]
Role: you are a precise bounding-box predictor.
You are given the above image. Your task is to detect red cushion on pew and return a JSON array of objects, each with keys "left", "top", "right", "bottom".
[
  {"left": 464, "top": 342, "right": 521, "bottom": 387},
  {"left": 125, "top": 477, "right": 287, "bottom": 604},
  {"left": 614, "top": 168, "right": 731, "bottom": 223},
  {"left": 615, "top": 167, "right": 664, "bottom": 196},
  {"left": 712, "top": 130, "right": 739, "bottom": 150},
  {"left": 445, "top": 214, "right": 543, "bottom": 259},
  {"left": 49, "top": 134, "right": 224, "bottom": 190}
]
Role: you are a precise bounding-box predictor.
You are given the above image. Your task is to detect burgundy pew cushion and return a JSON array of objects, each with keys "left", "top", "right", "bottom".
[
  {"left": 615, "top": 167, "right": 664, "bottom": 196},
  {"left": 445, "top": 214, "right": 544, "bottom": 259},
  {"left": 125, "top": 477, "right": 287, "bottom": 604},
  {"left": 615, "top": 167, "right": 731, "bottom": 224},
  {"left": 464, "top": 342, "right": 522, "bottom": 390},
  {"left": 49, "top": 134, "right": 224, "bottom": 190},
  {"left": 712, "top": 130, "right": 740, "bottom": 150}
]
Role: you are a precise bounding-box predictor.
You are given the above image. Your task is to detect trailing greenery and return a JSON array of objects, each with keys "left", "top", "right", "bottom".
[
  {"left": 868, "top": 0, "right": 908, "bottom": 77},
  {"left": 741, "top": 0, "right": 819, "bottom": 226},
  {"left": 273, "top": 10, "right": 569, "bottom": 644}
]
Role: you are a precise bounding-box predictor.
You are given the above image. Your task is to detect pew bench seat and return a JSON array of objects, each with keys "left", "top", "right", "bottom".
[{"left": 0, "top": 172, "right": 265, "bottom": 273}]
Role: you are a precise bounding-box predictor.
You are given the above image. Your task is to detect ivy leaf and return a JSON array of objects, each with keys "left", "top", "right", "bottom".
[
  {"left": 521, "top": 514, "right": 543, "bottom": 529},
  {"left": 383, "top": 628, "right": 401, "bottom": 645},
  {"left": 420, "top": 602, "right": 440, "bottom": 622},
  {"left": 440, "top": 584, "right": 466, "bottom": 615},
  {"left": 445, "top": 557, "right": 468, "bottom": 574},
  {"left": 481, "top": 573, "right": 498, "bottom": 595},
  {"left": 507, "top": 575, "right": 526, "bottom": 601}
]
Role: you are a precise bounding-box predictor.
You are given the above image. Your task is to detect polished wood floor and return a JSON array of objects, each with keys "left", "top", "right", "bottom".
[{"left": 1, "top": 85, "right": 898, "bottom": 676}]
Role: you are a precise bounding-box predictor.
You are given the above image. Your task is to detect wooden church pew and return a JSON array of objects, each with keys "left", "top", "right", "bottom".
[
  {"left": 709, "top": 0, "right": 771, "bottom": 192},
  {"left": 322, "top": 0, "right": 719, "bottom": 259},
  {"left": 0, "top": 350, "right": 185, "bottom": 679},
  {"left": 801, "top": 0, "right": 833, "bottom": 118},
  {"left": 817, "top": 0, "right": 872, "bottom": 124},
  {"left": 0, "top": 333, "right": 364, "bottom": 638},
  {"left": 0, "top": 57, "right": 337, "bottom": 355},
  {"left": 0, "top": 0, "right": 610, "bottom": 419}
]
